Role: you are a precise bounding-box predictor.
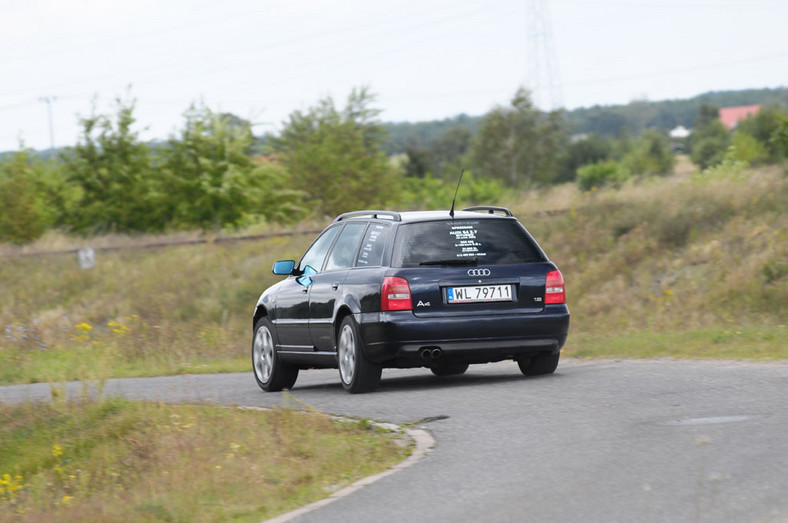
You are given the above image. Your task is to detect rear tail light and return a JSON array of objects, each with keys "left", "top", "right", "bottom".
[
  {"left": 381, "top": 276, "right": 412, "bottom": 311},
  {"left": 544, "top": 270, "right": 566, "bottom": 305}
]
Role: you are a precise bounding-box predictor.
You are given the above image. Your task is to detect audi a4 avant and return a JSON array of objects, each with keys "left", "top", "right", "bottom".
[{"left": 252, "top": 207, "right": 570, "bottom": 393}]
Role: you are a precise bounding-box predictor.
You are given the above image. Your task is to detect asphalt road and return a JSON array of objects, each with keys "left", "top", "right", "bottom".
[{"left": 2, "top": 359, "right": 787, "bottom": 523}]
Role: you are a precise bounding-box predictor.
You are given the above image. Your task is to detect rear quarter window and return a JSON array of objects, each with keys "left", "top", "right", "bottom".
[
  {"left": 392, "top": 219, "right": 545, "bottom": 267},
  {"left": 356, "top": 223, "right": 390, "bottom": 267}
]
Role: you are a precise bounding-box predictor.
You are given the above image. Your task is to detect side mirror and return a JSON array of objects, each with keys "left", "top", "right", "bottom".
[
  {"left": 296, "top": 265, "right": 317, "bottom": 287},
  {"left": 272, "top": 260, "right": 295, "bottom": 275}
]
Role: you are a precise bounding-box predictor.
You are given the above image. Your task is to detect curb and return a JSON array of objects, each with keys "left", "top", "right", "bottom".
[{"left": 264, "top": 423, "right": 435, "bottom": 523}]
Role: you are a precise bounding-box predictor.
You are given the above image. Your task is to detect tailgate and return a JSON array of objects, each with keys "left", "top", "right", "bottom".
[{"left": 394, "top": 264, "right": 554, "bottom": 318}]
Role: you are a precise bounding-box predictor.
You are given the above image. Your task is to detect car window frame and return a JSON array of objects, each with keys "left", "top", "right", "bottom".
[
  {"left": 323, "top": 221, "right": 368, "bottom": 273},
  {"left": 354, "top": 221, "right": 391, "bottom": 269},
  {"left": 296, "top": 224, "right": 342, "bottom": 274}
]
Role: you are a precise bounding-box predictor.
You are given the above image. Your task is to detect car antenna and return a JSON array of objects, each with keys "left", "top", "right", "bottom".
[{"left": 449, "top": 169, "right": 465, "bottom": 219}]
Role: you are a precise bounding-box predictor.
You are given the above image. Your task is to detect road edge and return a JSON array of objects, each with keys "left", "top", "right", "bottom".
[{"left": 264, "top": 423, "right": 435, "bottom": 523}]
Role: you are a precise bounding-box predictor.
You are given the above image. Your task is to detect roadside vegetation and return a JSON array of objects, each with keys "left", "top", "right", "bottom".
[
  {"left": 515, "top": 163, "right": 787, "bottom": 360},
  {"left": 1, "top": 161, "right": 785, "bottom": 386},
  {"left": 0, "top": 394, "right": 410, "bottom": 522}
]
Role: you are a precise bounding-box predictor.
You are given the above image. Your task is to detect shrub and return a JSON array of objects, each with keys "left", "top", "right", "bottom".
[
  {"left": 576, "top": 161, "right": 629, "bottom": 191},
  {"left": 729, "top": 132, "right": 768, "bottom": 165},
  {"left": 0, "top": 150, "right": 51, "bottom": 244},
  {"left": 620, "top": 130, "right": 674, "bottom": 176},
  {"left": 690, "top": 119, "right": 729, "bottom": 169},
  {"left": 397, "top": 172, "right": 505, "bottom": 210}
]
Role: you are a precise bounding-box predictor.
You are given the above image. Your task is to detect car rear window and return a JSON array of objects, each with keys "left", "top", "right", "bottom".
[{"left": 392, "top": 219, "right": 545, "bottom": 267}]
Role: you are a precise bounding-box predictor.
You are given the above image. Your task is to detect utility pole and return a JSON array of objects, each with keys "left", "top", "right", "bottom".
[
  {"left": 38, "top": 96, "right": 57, "bottom": 156},
  {"left": 526, "top": 0, "right": 563, "bottom": 111}
]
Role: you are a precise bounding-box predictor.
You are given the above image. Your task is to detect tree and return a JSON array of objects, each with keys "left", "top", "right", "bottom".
[
  {"left": 61, "top": 95, "right": 161, "bottom": 233},
  {"left": 0, "top": 149, "right": 50, "bottom": 244},
  {"left": 771, "top": 115, "right": 788, "bottom": 159},
  {"left": 160, "top": 104, "right": 302, "bottom": 229},
  {"left": 689, "top": 104, "right": 729, "bottom": 169},
  {"left": 470, "top": 88, "right": 566, "bottom": 187},
  {"left": 431, "top": 126, "right": 472, "bottom": 177},
  {"left": 556, "top": 134, "right": 613, "bottom": 183},
  {"left": 621, "top": 129, "right": 675, "bottom": 176},
  {"left": 735, "top": 106, "right": 788, "bottom": 162},
  {"left": 273, "top": 87, "right": 397, "bottom": 216},
  {"left": 403, "top": 139, "right": 432, "bottom": 178},
  {"left": 690, "top": 120, "right": 729, "bottom": 170},
  {"left": 694, "top": 104, "right": 720, "bottom": 129}
]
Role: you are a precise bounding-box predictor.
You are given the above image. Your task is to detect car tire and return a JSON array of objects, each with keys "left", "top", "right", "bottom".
[
  {"left": 430, "top": 362, "right": 470, "bottom": 376},
  {"left": 517, "top": 351, "right": 560, "bottom": 376},
  {"left": 337, "top": 316, "right": 382, "bottom": 394},
  {"left": 252, "top": 317, "right": 298, "bottom": 392}
]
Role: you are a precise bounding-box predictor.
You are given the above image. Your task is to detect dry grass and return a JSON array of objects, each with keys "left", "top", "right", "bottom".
[
  {"left": 517, "top": 166, "right": 787, "bottom": 340},
  {"left": 0, "top": 396, "right": 411, "bottom": 522},
  {"left": 0, "top": 233, "right": 315, "bottom": 385},
  {"left": 1, "top": 164, "right": 786, "bottom": 385}
]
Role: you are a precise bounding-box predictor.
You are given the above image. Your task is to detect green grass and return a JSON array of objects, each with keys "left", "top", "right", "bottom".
[
  {"left": 566, "top": 324, "right": 788, "bottom": 360},
  {"left": 0, "top": 396, "right": 411, "bottom": 522},
  {"left": 0, "top": 347, "right": 248, "bottom": 385}
]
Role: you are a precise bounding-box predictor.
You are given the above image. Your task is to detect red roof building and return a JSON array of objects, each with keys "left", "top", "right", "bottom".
[{"left": 719, "top": 105, "right": 761, "bottom": 129}]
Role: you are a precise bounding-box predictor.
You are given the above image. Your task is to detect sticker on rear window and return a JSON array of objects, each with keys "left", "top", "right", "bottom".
[{"left": 450, "top": 224, "right": 484, "bottom": 257}]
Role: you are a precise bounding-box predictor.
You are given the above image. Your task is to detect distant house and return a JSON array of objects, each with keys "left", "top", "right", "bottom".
[
  {"left": 719, "top": 105, "right": 761, "bottom": 130},
  {"left": 668, "top": 125, "right": 691, "bottom": 153},
  {"left": 669, "top": 125, "right": 691, "bottom": 139}
]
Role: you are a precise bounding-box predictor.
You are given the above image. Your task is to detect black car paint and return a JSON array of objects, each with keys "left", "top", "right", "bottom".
[{"left": 253, "top": 210, "right": 570, "bottom": 375}]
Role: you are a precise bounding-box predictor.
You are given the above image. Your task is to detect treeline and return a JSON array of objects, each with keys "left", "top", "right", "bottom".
[
  {"left": 0, "top": 88, "right": 507, "bottom": 244},
  {"left": 1, "top": 87, "right": 787, "bottom": 245},
  {"left": 384, "top": 86, "right": 788, "bottom": 146}
]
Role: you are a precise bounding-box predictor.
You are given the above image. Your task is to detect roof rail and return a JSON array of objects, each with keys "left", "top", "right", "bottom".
[
  {"left": 461, "top": 206, "right": 514, "bottom": 217},
  {"left": 333, "top": 210, "right": 402, "bottom": 223}
]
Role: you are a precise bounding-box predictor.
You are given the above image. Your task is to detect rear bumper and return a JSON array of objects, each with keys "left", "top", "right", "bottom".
[{"left": 359, "top": 305, "right": 570, "bottom": 366}]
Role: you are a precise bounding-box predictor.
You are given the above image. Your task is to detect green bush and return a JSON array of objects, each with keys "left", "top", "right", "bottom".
[
  {"left": 576, "top": 161, "right": 629, "bottom": 191},
  {"left": 729, "top": 132, "right": 769, "bottom": 165},
  {"left": 159, "top": 104, "right": 304, "bottom": 229},
  {"left": 556, "top": 134, "right": 613, "bottom": 183},
  {"left": 396, "top": 172, "right": 505, "bottom": 210},
  {"left": 620, "top": 130, "right": 674, "bottom": 176},
  {"left": 690, "top": 120, "right": 729, "bottom": 169},
  {"left": 0, "top": 150, "right": 55, "bottom": 244}
]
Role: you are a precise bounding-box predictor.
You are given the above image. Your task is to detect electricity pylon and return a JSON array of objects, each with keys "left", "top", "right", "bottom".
[{"left": 526, "top": 0, "right": 563, "bottom": 111}]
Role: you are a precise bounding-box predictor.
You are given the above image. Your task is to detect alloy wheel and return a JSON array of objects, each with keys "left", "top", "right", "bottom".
[
  {"left": 338, "top": 323, "right": 356, "bottom": 384},
  {"left": 253, "top": 325, "right": 274, "bottom": 383}
]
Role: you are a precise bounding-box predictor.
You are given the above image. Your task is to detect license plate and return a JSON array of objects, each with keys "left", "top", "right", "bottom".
[{"left": 447, "top": 284, "right": 513, "bottom": 303}]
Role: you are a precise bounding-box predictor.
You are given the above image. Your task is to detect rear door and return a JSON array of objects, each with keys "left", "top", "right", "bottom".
[{"left": 308, "top": 222, "right": 367, "bottom": 350}]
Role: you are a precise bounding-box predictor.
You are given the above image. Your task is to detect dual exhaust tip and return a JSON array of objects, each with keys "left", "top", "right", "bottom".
[{"left": 419, "top": 347, "right": 442, "bottom": 361}]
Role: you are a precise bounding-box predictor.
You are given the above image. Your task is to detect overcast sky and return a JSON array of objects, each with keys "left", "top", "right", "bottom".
[{"left": 1, "top": 0, "right": 787, "bottom": 152}]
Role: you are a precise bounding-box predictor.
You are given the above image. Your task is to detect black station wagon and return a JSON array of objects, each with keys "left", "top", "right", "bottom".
[{"left": 252, "top": 207, "right": 570, "bottom": 393}]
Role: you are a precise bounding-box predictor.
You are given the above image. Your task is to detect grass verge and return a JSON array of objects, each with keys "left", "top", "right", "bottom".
[
  {"left": 0, "top": 395, "right": 411, "bottom": 522},
  {"left": 566, "top": 324, "right": 788, "bottom": 361}
]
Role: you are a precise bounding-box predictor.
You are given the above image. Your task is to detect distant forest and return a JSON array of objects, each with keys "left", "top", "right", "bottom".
[{"left": 382, "top": 86, "right": 788, "bottom": 152}]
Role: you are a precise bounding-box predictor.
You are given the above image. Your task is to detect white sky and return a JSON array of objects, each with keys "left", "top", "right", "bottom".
[{"left": 1, "top": 0, "right": 787, "bottom": 152}]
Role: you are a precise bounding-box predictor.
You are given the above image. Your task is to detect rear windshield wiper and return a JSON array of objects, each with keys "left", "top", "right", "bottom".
[{"left": 419, "top": 257, "right": 479, "bottom": 266}]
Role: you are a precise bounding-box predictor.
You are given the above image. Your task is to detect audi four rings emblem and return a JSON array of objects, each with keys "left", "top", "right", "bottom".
[{"left": 467, "top": 268, "right": 491, "bottom": 277}]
